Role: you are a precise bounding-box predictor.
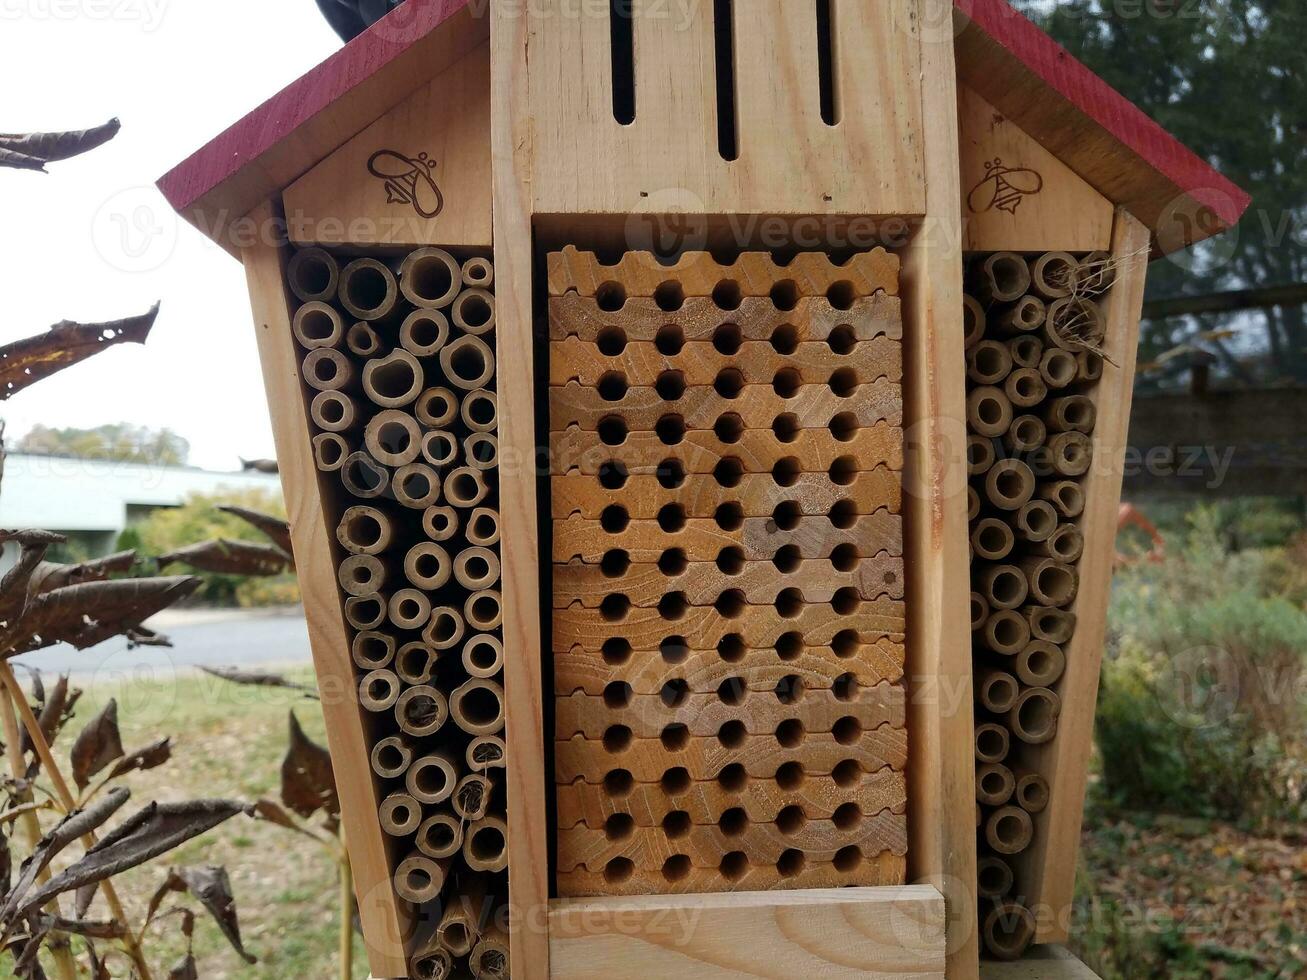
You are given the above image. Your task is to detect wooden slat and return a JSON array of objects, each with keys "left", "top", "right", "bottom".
[{"left": 241, "top": 201, "right": 408, "bottom": 979}]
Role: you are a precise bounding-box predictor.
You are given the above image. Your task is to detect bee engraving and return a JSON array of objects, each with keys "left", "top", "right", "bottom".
[
  {"left": 967, "top": 158, "right": 1044, "bottom": 217},
  {"left": 367, "top": 149, "right": 444, "bottom": 219}
]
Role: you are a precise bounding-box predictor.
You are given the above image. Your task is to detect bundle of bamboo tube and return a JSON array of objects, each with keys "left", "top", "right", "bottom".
[
  {"left": 287, "top": 245, "right": 509, "bottom": 980},
  {"left": 964, "top": 250, "right": 1113, "bottom": 962}
]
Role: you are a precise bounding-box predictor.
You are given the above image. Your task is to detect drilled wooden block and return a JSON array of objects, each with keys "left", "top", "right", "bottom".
[
  {"left": 547, "top": 245, "right": 900, "bottom": 298},
  {"left": 551, "top": 468, "right": 902, "bottom": 519},
  {"left": 550, "top": 424, "right": 905, "bottom": 477},
  {"left": 557, "top": 810, "right": 909, "bottom": 873},
  {"left": 553, "top": 512, "right": 903, "bottom": 564},
  {"left": 554, "top": 683, "right": 906, "bottom": 739},
  {"left": 556, "top": 769, "right": 908, "bottom": 830},
  {"left": 548, "top": 292, "right": 902, "bottom": 344},
  {"left": 553, "top": 601, "right": 906, "bottom": 653},
  {"left": 553, "top": 640, "right": 907, "bottom": 697},
  {"left": 554, "top": 727, "right": 909, "bottom": 784},
  {"left": 548, "top": 379, "right": 902, "bottom": 430},
  {"left": 548, "top": 338, "right": 903, "bottom": 386},
  {"left": 555, "top": 854, "right": 908, "bottom": 898}
]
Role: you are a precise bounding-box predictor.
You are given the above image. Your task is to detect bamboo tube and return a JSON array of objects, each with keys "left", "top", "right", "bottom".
[
  {"left": 302, "top": 348, "right": 355, "bottom": 392},
  {"left": 292, "top": 301, "right": 344, "bottom": 350},
  {"left": 984, "top": 458, "right": 1035, "bottom": 511},
  {"left": 390, "top": 589, "right": 433, "bottom": 630},
  {"left": 359, "top": 668, "right": 400, "bottom": 711},
  {"left": 311, "top": 390, "right": 361, "bottom": 433},
  {"left": 1023, "top": 605, "right": 1077, "bottom": 644},
  {"left": 1003, "top": 368, "right": 1047, "bottom": 409},
  {"left": 1008, "top": 687, "right": 1062, "bottom": 744},
  {"left": 979, "top": 565, "right": 1029, "bottom": 611},
  {"left": 1045, "top": 395, "right": 1097, "bottom": 434},
  {"left": 467, "top": 735, "right": 506, "bottom": 770},
  {"left": 416, "top": 387, "right": 459, "bottom": 427},
  {"left": 346, "top": 321, "right": 381, "bottom": 357},
  {"left": 1076, "top": 349, "right": 1104, "bottom": 383},
  {"left": 975, "top": 723, "right": 1010, "bottom": 764},
  {"left": 1030, "top": 251, "right": 1078, "bottom": 299},
  {"left": 1048, "top": 431, "right": 1092, "bottom": 476},
  {"left": 394, "top": 462, "right": 442, "bottom": 509},
  {"left": 967, "top": 434, "right": 997, "bottom": 476},
  {"left": 417, "top": 813, "right": 464, "bottom": 860},
  {"left": 339, "top": 554, "right": 386, "bottom": 596},
  {"left": 976, "top": 668, "right": 1020, "bottom": 714},
  {"left": 337, "top": 506, "right": 392, "bottom": 555},
  {"left": 966, "top": 386, "right": 1013, "bottom": 439},
  {"left": 470, "top": 920, "right": 510, "bottom": 979},
  {"left": 440, "top": 335, "right": 496, "bottom": 390},
  {"left": 1006, "top": 334, "right": 1043, "bottom": 370},
  {"left": 312, "top": 432, "right": 349, "bottom": 472},
  {"left": 424, "top": 605, "right": 466, "bottom": 650},
  {"left": 1015, "top": 640, "right": 1066, "bottom": 688},
  {"left": 340, "top": 257, "right": 399, "bottom": 321},
  {"left": 352, "top": 630, "right": 395, "bottom": 670},
  {"left": 394, "top": 853, "right": 449, "bottom": 904},
  {"left": 463, "top": 256, "right": 495, "bottom": 289},
  {"left": 996, "top": 295, "right": 1046, "bottom": 335},
  {"left": 465, "top": 589, "right": 502, "bottom": 632},
  {"left": 973, "top": 252, "right": 1031, "bottom": 302},
  {"left": 465, "top": 433, "right": 499, "bottom": 471},
  {"left": 970, "top": 592, "right": 990, "bottom": 632},
  {"left": 1037, "top": 480, "right": 1086, "bottom": 519},
  {"left": 407, "top": 749, "right": 460, "bottom": 804},
  {"left": 344, "top": 593, "right": 388, "bottom": 630},
  {"left": 400, "top": 308, "right": 451, "bottom": 357},
  {"left": 971, "top": 518, "right": 1015, "bottom": 561},
  {"left": 1013, "top": 499, "right": 1057, "bottom": 542},
  {"left": 464, "top": 816, "right": 509, "bottom": 873},
  {"left": 453, "top": 773, "right": 494, "bottom": 821},
  {"left": 363, "top": 349, "right": 424, "bottom": 408},
  {"left": 975, "top": 762, "right": 1016, "bottom": 807},
  {"left": 453, "top": 288, "right": 497, "bottom": 336},
  {"left": 411, "top": 944, "right": 454, "bottom": 980},
  {"left": 1034, "top": 523, "right": 1085, "bottom": 563},
  {"left": 967, "top": 485, "right": 981, "bottom": 522},
  {"left": 1039, "top": 347, "right": 1078, "bottom": 389},
  {"left": 397, "top": 686, "right": 451, "bottom": 738},
  {"left": 438, "top": 877, "right": 486, "bottom": 957},
  {"left": 466, "top": 507, "right": 501, "bottom": 547},
  {"left": 463, "top": 634, "right": 505, "bottom": 679},
  {"left": 982, "top": 900, "right": 1036, "bottom": 961},
  {"left": 340, "top": 451, "right": 390, "bottom": 499},
  {"left": 445, "top": 467, "right": 489, "bottom": 508},
  {"left": 1015, "top": 772, "right": 1051, "bottom": 814},
  {"left": 405, "top": 542, "right": 452, "bottom": 590},
  {"left": 1076, "top": 250, "right": 1115, "bottom": 295},
  {"left": 396, "top": 641, "right": 438, "bottom": 686},
  {"left": 454, "top": 547, "right": 501, "bottom": 591},
  {"left": 451, "top": 679, "right": 506, "bottom": 736},
  {"left": 963, "top": 293, "right": 986, "bottom": 350},
  {"left": 1044, "top": 296, "right": 1106, "bottom": 351},
  {"left": 379, "top": 792, "right": 422, "bottom": 836},
  {"left": 977, "top": 856, "right": 1015, "bottom": 899},
  {"left": 984, "top": 805, "right": 1034, "bottom": 856},
  {"left": 371, "top": 736, "right": 414, "bottom": 779},
  {"left": 287, "top": 247, "right": 339, "bottom": 303},
  {"left": 1021, "top": 556, "right": 1079, "bottom": 607},
  {"left": 982, "top": 609, "right": 1031, "bottom": 656},
  {"left": 400, "top": 246, "right": 462, "bottom": 309},
  {"left": 966, "top": 339, "right": 1013, "bottom": 386},
  {"left": 420, "top": 431, "right": 460, "bottom": 470},
  {"left": 461, "top": 389, "right": 498, "bottom": 433},
  {"left": 365, "top": 409, "right": 423, "bottom": 465}
]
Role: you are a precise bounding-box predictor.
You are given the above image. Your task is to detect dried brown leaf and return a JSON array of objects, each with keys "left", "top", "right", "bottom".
[
  {"left": 27, "top": 552, "right": 136, "bottom": 595},
  {"left": 0, "top": 304, "right": 158, "bottom": 401},
  {"left": 0, "top": 530, "right": 64, "bottom": 626},
  {"left": 0, "top": 147, "right": 46, "bottom": 172},
  {"left": 156, "top": 539, "right": 290, "bottom": 577},
  {"left": 251, "top": 799, "right": 299, "bottom": 831},
  {"left": 201, "top": 666, "right": 317, "bottom": 699},
  {"left": 106, "top": 737, "right": 172, "bottom": 780},
  {"left": 280, "top": 712, "right": 337, "bottom": 820},
  {"left": 70, "top": 700, "right": 124, "bottom": 789},
  {"left": 21, "top": 674, "right": 68, "bottom": 757},
  {"left": 0, "top": 118, "right": 120, "bottom": 163},
  {"left": 3, "top": 575, "right": 201, "bottom": 654},
  {"left": 167, "top": 952, "right": 198, "bottom": 980},
  {"left": 147, "top": 867, "right": 255, "bottom": 964},
  {"left": 215, "top": 506, "right": 294, "bottom": 562},
  {"left": 239, "top": 458, "right": 278, "bottom": 475}
]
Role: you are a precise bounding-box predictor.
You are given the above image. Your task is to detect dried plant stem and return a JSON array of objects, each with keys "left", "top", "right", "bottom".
[
  {"left": 338, "top": 824, "right": 354, "bottom": 980},
  {"left": 0, "top": 662, "right": 154, "bottom": 980}
]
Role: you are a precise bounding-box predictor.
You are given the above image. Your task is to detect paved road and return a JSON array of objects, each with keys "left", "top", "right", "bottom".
[{"left": 16, "top": 608, "right": 312, "bottom": 681}]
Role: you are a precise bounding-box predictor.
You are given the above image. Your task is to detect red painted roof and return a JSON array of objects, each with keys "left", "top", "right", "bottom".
[{"left": 159, "top": 0, "right": 1249, "bottom": 253}]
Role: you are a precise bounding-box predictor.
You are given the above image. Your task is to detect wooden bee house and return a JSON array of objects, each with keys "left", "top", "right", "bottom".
[{"left": 158, "top": 1, "right": 1248, "bottom": 978}]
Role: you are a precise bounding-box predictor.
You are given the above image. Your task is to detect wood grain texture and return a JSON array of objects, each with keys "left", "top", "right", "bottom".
[
  {"left": 489, "top": 2, "right": 549, "bottom": 976},
  {"left": 978, "top": 944, "right": 1101, "bottom": 980},
  {"left": 549, "top": 886, "right": 945, "bottom": 979},
  {"left": 241, "top": 202, "right": 408, "bottom": 979},
  {"left": 555, "top": 854, "right": 910, "bottom": 898}
]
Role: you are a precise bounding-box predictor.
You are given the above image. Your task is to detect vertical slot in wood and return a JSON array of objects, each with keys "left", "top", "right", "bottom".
[
  {"left": 816, "top": 0, "right": 840, "bottom": 126},
  {"left": 713, "top": 0, "right": 739, "bottom": 160},
  {"left": 610, "top": 0, "right": 636, "bottom": 125}
]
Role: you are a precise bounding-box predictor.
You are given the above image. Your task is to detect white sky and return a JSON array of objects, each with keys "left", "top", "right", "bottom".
[{"left": 0, "top": 0, "right": 343, "bottom": 471}]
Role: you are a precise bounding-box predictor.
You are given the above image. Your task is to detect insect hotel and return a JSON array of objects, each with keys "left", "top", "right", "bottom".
[{"left": 158, "top": 1, "right": 1248, "bottom": 977}]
